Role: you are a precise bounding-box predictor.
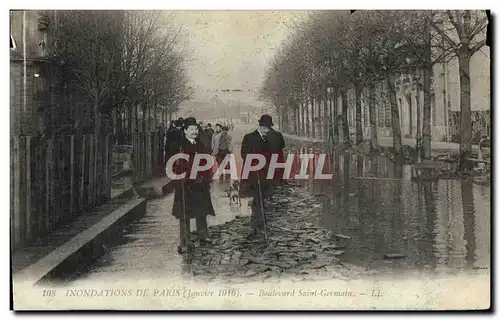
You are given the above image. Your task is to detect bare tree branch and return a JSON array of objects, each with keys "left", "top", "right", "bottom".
[{"left": 431, "top": 20, "right": 459, "bottom": 51}]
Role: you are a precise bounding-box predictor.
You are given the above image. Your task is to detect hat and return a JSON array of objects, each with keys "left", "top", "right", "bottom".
[
  {"left": 174, "top": 119, "right": 183, "bottom": 127},
  {"left": 182, "top": 117, "right": 198, "bottom": 129},
  {"left": 258, "top": 114, "right": 274, "bottom": 127}
]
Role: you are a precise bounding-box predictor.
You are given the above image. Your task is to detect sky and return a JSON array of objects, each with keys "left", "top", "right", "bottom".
[{"left": 167, "top": 11, "right": 302, "bottom": 91}]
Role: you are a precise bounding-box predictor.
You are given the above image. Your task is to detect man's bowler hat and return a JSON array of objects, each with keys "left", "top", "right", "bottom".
[
  {"left": 258, "top": 114, "right": 274, "bottom": 127},
  {"left": 183, "top": 117, "right": 198, "bottom": 129}
]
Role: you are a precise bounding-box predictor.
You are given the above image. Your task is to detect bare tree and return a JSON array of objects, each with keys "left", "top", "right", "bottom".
[{"left": 431, "top": 10, "right": 488, "bottom": 168}]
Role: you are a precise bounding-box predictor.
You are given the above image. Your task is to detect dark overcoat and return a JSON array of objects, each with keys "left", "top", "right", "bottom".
[
  {"left": 266, "top": 128, "right": 286, "bottom": 181},
  {"left": 239, "top": 130, "right": 273, "bottom": 196},
  {"left": 171, "top": 137, "right": 216, "bottom": 219}
]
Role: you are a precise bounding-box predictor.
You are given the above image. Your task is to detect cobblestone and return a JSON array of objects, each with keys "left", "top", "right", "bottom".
[{"left": 187, "top": 184, "right": 363, "bottom": 283}]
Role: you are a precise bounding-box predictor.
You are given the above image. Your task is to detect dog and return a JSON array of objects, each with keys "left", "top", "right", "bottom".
[{"left": 228, "top": 180, "right": 242, "bottom": 205}]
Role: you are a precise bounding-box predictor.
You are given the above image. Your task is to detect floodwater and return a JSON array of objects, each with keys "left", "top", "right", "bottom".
[{"left": 286, "top": 146, "right": 491, "bottom": 275}]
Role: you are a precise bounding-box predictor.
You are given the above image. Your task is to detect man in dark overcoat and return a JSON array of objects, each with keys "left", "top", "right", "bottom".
[
  {"left": 170, "top": 117, "right": 215, "bottom": 254},
  {"left": 240, "top": 114, "right": 276, "bottom": 236}
]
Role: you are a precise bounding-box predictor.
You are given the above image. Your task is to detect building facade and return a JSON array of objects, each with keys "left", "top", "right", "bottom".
[
  {"left": 10, "top": 10, "right": 59, "bottom": 136},
  {"left": 338, "top": 45, "right": 490, "bottom": 143}
]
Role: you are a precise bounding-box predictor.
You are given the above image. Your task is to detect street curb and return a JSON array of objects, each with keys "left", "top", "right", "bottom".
[
  {"left": 114, "top": 176, "right": 174, "bottom": 200},
  {"left": 13, "top": 197, "right": 148, "bottom": 287}
]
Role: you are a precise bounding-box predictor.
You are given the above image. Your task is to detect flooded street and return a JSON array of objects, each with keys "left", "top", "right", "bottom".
[
  {"left": 53, "top": 127, "right": 490, "bottom": 285},
  {"left": 291, "top": 149, "right": 490, "bottom": 275}
]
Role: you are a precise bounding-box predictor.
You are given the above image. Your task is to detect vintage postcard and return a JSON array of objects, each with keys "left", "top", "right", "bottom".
[{"left": 10, "top": 9, "right": 491, "bottom": 310}]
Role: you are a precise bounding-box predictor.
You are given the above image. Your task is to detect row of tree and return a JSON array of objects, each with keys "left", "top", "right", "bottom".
[
  {"left": 259, "top": 10, "right": 488, "bottom": 167},
  {"left": 46, "top": 10, "right": 192, "bottom": 143}
]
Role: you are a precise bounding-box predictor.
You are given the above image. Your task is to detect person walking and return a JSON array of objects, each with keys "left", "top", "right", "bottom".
[
  {"left": 214, "top": 125, "right": 232, "bottom": 181},
  {"left": 240, "top": 115, "right": 274, "bottom": 236},
  {"left": 205, "top": 123, "right": 215, "bottom": 147},
  {"left": 198, "top": 122, "right": 213, "bottom": 151},
  {"left": 170, "top": 117, "right": 215, "bottom": 254},
  {"left": 211, "top": 123, "right": 223, "bottom": 158},
  {"left": 165, "top": 118, "right": 184, "bottom": 163}
]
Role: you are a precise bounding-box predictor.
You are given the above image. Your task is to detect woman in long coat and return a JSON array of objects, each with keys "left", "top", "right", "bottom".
[{"left": 171, "top": 117, "right": 215, "bottom": 254}]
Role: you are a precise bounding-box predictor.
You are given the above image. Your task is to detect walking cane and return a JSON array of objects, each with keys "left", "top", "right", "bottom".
[
  {"left": 256, "top": 172, "right": 268, "bottom": 241},
  {"left": 178, "top": 143, "right": 193, "bottom": 269}
]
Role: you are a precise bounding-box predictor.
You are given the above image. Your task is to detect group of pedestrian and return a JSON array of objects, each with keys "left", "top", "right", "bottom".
[
  {"left": 167, "top": 114, "right": 285, "bottom": 255},
  {"left": 164, "top": 118, "right": 229, "bottom": 163}
]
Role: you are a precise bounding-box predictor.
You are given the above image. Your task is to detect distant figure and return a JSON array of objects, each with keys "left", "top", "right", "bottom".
[
  {"left": 211, "top": 123, "right": 223, "bottom": 157},
  {"left": 205, "top": 123, "right": 214, "bottom": 142},
  {"left": 215, "top": 126, "right": 232, "bottom": 181},
  {"left": 198, "top": 122, "right": 213, "bottom": 151},
  {"left": 165, "top": 118, "right": 183, "bottom": 162}
]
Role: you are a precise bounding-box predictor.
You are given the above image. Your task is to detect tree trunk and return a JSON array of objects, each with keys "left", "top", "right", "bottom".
[
  {"left": 278, "top": 105, "right": 282, "bottom": 132},
  {"left": 94, "top": 93, "right": 100, "bottom": 136},
  {"left": 422, "top": 14, "right": 432, "bottom": 159},
  {"left": 415, "top": 70, "right": 422, "bottom": 161},
  {"left": 333, "top": 93, "right": 340, "bottom": 144},
  {"left": 305, "top": 102, "right": 310, "bottom": 137},
  {"left": 323, "top": 95, "right": 329, "bottom": 141},
  {"left": 422, "top": 65, "right": 432, "bottom": 159},
  {"left": 297, "top": 102, "right": 301, "bottom": 135},
  {"left": 149, "top": 101, "right": 153, "bottom": 131},
  {"left": 299, "top": 102, "right": 305, "bottom": 136},
  {"left": 387, "top": 72, "right": 402, "bottom": 154},
  {"left": 115, "top": 109, "right": 124, "bottom": 144},
  {"left": 354, "top": 83, "right": 363, "bottom": 145},
  {"left": 282, "top": 105, "right": 287, "bottom": 133},
  {"left": 283, "top": 105, "right": 287, "bottom": 133},
  {"left": 458, "top": 49, "right": 473, "bottom": 170},
  {"left": 310, "top": 97, "right": 315, "bottom": 139},
  {"left": 341, "top": 91, "right": 349, "bottom": 144},
  {"left": 368, "top": 84, "right": 378, "bottom": 147},
  {"left": 161, "top": 106, "right": 165, "bottom": 130},
  {"left": 154, "top": 104, "right": 158, "bottom": 130},
  {"left": 140, "top": 104, "right": 144, "bottom": 132},
  {"left": 127, "top": 103, "right": 133, "bottom": 143},
  {"left": 137, "top": 105, "right": 141, "bottom": 132},
  {"left": 293, "top": 102, "right": 299, "bottom": 134}
]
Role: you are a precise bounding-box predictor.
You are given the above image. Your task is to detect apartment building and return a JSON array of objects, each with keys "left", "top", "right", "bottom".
[{"left": 10, "top": 10, "right": 57, "bottom": 136}]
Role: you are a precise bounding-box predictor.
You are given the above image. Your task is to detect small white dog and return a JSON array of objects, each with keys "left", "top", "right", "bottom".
[{"left": 228, "top": 180, "right": 242, "bottom": 205}]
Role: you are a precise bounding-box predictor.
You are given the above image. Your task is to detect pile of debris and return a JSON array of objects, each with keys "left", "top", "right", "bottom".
[{"left": 187, "top": 185, "right": 362, "bottom": 282}]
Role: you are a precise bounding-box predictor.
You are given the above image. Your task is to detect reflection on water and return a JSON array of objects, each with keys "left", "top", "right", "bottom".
[{"left": 285, "top": 148, "right": 490, "bottom": 273}]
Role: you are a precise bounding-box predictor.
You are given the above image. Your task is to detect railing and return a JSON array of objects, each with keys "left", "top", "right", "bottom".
[
  {"left": 10, "top": 134, "right": 113, "bottom": 250},
  {"left": 10, "top": 131, "right": 165, "bottom": 251},
  {"left": 130, "top": 131, "right": 164, "bottom": 183}
]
